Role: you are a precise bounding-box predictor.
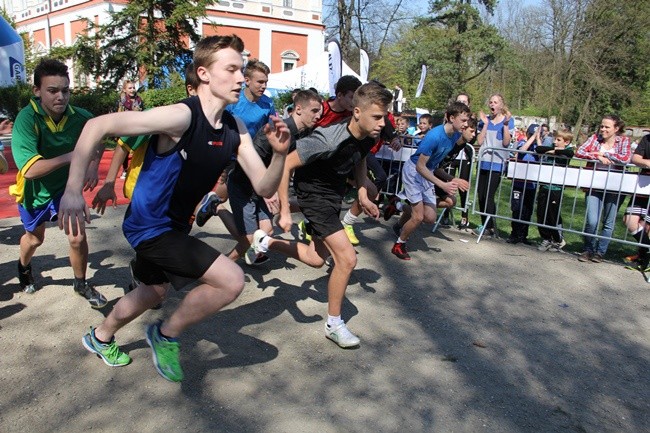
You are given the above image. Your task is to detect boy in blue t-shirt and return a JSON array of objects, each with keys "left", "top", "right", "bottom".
[{"left": 391, "top": 102, "right": 471, "bottom": 260}]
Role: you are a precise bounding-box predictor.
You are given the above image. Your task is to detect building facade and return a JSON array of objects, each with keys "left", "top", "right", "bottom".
[{"left": 8, "top": 0, "right": 324, "bottom": 86}]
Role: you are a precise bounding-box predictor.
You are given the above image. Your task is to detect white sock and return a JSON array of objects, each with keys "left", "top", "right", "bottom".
[
  {"left": 342, "top": 210, "right": 358, "bottom": 226},
  {"left": 258, "top": 235, "right": 270, "bottom": 252},
  {"left": 397, "top": 237, "right": 406, "bottom": 244},
  {"left": 327, "top": 315, "right": 343, "bottom": 327}
]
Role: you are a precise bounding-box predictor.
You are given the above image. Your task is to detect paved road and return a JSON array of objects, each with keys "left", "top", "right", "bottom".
[{"left": 0, "top": 209, "right": 648, "bottom": 432}]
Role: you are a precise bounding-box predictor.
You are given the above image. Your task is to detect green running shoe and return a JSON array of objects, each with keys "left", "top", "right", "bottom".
[
  {"left": 145, "top": 321, "right": 183, "bottom": 382},
  {"left": 82, "top": 327, "right": 131, "bottom": 367},
  {"left": 298, "top": 219, "right": 312, "bottom": 243}
]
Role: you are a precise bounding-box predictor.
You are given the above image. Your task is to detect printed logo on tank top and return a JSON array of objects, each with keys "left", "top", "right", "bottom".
[{"left": 208, "top": 140, "right": 223, "bottom": 147}]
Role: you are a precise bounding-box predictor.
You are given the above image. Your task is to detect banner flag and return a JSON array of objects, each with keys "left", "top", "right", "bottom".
[
  {"left": 327, "top": 40, "right": 342, "bottom": 97},
  {"left": 359, "top": 49, "right": 369, "bottom": 82},
  {"left": 415, "top": 64, "right": 427, "bottom": 98}
]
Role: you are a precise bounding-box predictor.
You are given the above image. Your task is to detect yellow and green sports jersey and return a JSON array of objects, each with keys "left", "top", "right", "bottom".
[{"left": 9, "top": 97, "right": 93, "bottom": 209}]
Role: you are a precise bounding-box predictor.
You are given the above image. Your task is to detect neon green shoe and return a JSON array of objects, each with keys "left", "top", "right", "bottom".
[
  {"left": 145, "top": 321, "right": 183, "bottom": 382},
  {"left": 298, "top": 219, "right": 312, "bottom": 243},
  {"left": 343, "top": 224, "right": 360, "bottom": 246},
  {"left": 82, "top": 327, "right": 131, "bottom": 367}
]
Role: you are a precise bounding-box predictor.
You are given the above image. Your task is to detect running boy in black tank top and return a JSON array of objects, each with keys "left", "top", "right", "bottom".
[{"left": 58, "top": 35, "right": 290, "bottom": 382}]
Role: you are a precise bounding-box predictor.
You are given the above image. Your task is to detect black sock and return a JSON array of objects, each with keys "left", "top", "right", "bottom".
[
  {"left": 92, "top": 328, "right": 111, "bottom": 345},
  {"left": 158, "top": 324, "right": 174, "bottom": 340},
  {"left": 18, "top": 261, "right": 31, "bottom": 272}
]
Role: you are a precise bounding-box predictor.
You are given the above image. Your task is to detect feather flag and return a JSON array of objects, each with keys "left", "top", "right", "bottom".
[
  {"left": 359, "top": 49, "right": 369, "bottom": 82},
  {"left": 327, "top": 40, "right": 342, "bottom": 97},
  {"left": 415, "top": 64, "right": 427, "bottom": 98}
]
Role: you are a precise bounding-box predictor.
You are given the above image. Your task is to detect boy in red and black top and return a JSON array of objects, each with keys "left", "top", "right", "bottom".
[{"left": 316, "top": 75, "right": 362, "bottom": 127}]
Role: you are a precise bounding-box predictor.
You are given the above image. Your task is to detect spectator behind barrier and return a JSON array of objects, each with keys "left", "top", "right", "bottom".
[{"left": 575, "top": 114, "right": 631, "bottom": 263}]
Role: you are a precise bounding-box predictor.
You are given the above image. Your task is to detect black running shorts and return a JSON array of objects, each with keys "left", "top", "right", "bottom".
[
  {"left": 298, "top": 193, "right": 343, "bottom": 239},
  {"left": 133, "top": 230, "right": 221, "bottom": 290}
]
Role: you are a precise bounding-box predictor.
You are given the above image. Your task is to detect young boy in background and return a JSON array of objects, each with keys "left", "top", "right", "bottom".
[{"left": 535, "top": 130, "right": 574, "bottom": 251}]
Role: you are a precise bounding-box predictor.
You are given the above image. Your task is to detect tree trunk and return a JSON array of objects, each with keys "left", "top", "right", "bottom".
[{"left": 573, "top": 86, "right": 592, "bottom": 137}]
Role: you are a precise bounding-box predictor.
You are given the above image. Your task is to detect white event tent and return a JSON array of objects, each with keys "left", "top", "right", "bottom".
[{"left": 265, "top": 51, "right": 362, "bottom": 97}]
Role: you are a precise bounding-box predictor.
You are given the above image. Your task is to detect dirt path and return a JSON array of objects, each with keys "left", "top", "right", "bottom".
[{"left": 0, "top": 210, "right": 648, "bottom": 433}]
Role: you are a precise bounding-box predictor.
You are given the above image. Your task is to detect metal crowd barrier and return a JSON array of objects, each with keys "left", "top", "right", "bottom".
[
  {"left": 472, "top": 146, "right": 647, "bottom": 249},
  {"left": 375, "top": 134, "right": 418, "bottom": 197},
  {"left": 374, "top": 135, "right": 476, "bottom": 231}
]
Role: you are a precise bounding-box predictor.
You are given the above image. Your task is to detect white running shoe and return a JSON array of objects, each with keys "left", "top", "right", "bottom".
[
  {"left": 324, "top": 322, "right": 360, "bottom": 348},
  {"left": 549, "top": 239, "right": 567, "bottom": 252},
  {"left": 538, "top": 239, "right": 552, "bottom": 251},
  {"left": 245, "top": 229, "right": 269, "bottom": 265}
]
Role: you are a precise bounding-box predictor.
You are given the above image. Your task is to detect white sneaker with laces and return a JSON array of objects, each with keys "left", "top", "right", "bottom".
[
  {"left": 549, "top": 239, "right": 566, "bottom": 252},
  {"left": 245, "top": 229, "right": 269, "bottom": 265},
  {"left": 324, "top": 322, "right": 360, "bottom": 348},
  {"left": 538, "top": 239, "right": 552, "bottom": 251}
]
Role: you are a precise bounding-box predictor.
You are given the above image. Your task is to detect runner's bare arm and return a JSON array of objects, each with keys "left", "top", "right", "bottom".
[
  {"left": 354, "top": 157, "right": 379, "bottom": 219},
  {"left": 277, "top": 150, "right": 303, "bottom": 232},
  {"left": 58, "top": 104, "right": 191, "bottom": 236},
  {"left": 91, "top": 145, "right": 128, "bottom": 214},
  {"left": 237, "top": 115, "right": 289, "bottom": 198}
]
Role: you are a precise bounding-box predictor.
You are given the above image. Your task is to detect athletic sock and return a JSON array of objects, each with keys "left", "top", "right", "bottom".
[
  {"left": 397, "top": 237, "right": 406, "bottom": 244},
  {"left": 258, "top": 235, "right": 270, "bottom": 252},
  {"left": 342, "top": 210, "right": 358, "bottom": 226},
  {"left": 92, "top": 328, "right": 111, "bottom": 345},
  {"left": 18, "top": 261, "right": 31, "bottom": 272},
  {"left": 327, "top": 315, "right": 344, "bottom": 327}
]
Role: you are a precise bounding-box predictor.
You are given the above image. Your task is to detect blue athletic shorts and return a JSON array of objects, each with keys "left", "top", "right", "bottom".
[{"left": 18, "top": 195, "right": 62, "bottom": 233}]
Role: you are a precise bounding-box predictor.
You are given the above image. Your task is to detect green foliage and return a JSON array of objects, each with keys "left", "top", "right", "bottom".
[
  {"left": 621, "top": 80, "right": 650, "bottom": 126},
  {"left": 372, "top": 0, "right": 505, "bottom": 110},
  {"left": 70, "top": 88, "right": 119, "bottom": 116},
  {"left": 271, "top": 91, "right": 295, "bottom": 114},
  {"left": 140, "top": 85, "right": 187, "bottom": 108},
  {"left": 0, "top": 82, "right": 32, "bottom": 119}
]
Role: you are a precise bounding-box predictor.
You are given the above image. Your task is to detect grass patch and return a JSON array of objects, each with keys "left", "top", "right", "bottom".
[{"left": 462, "top": 175, "right": 635, "bottom": 262}]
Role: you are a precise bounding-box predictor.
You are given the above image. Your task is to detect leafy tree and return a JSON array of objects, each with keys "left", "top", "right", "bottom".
[
  {"left": 417, "top": 0, "right": 504, "bottom": 98},
  {"left": 569, "top": 0, "right": 650, "bottom": 132},
  {"left": 54, "top": 0, "right": 215, "bottom": 89},
  {"left": 324, "top": 0, "right": 417, "bottom": 70},
  {"left": 370, "top": 0, "right": 506, "bottom": 109}
]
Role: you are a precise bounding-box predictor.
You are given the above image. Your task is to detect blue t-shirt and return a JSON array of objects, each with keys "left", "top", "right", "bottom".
[
  {"left": 226, "top": 89, "right": 276, "bottom": 137},
  {"left": 409, "top": 124, "right": 461, "bottom": 170}
]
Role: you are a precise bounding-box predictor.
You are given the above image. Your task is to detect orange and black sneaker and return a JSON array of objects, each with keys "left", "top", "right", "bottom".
[
  {"left": 623, "top": 253, "right": 640, "bottom": 264},
  {"left": 391, "top": 242, "right": 411, "bottom": 260}
]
